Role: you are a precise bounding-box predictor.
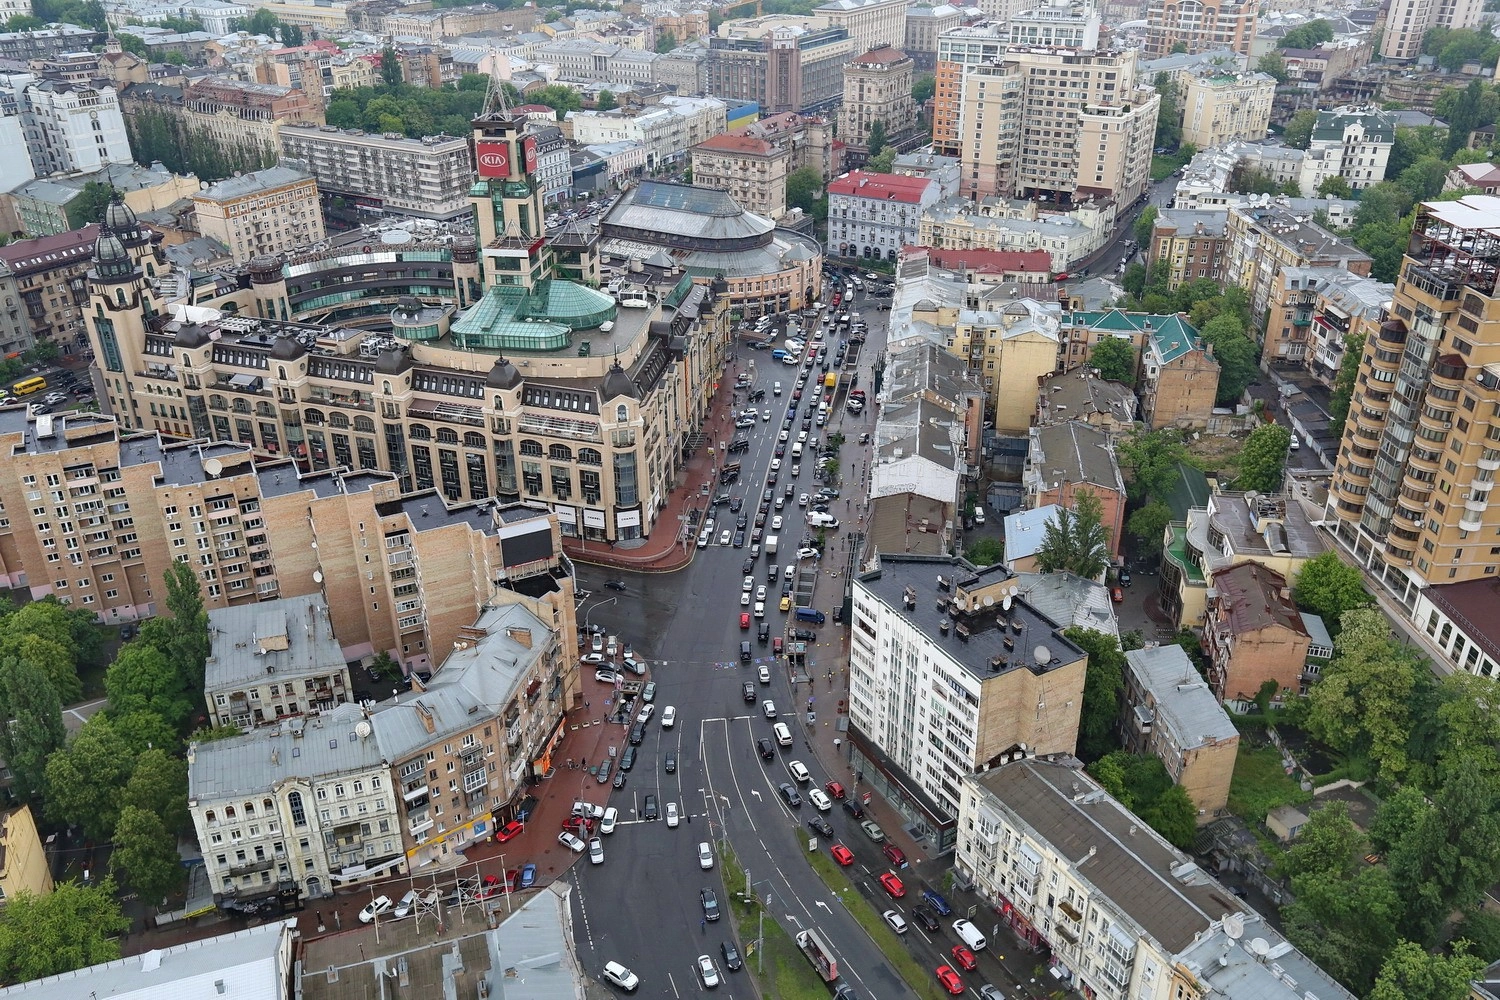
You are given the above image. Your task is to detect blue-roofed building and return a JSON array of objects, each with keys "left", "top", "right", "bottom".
[{"left": 1002, "top": 504, "right": 1060, "bottom": 573}]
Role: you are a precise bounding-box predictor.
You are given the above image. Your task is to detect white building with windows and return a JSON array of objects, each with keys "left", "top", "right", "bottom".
[
  {"left": 1307, "top": 105, "right": 1396, "bottom": 192},
  {"left": 189, "top": 702, "right": 405, "bottom": 907},
  {"left": 956, "top": 754, "right": 1356, "bottom": 1000},
  {"left": 568, "top": 95, "right": 726, "bottom": 171},
  {"left": 0, "top": 75, "right": 131, "bottom": 176},
  {"left": 827, "top": 169, "right": 938, "bottom": 261}
]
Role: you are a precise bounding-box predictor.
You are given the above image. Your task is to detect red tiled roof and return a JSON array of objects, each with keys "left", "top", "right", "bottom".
[
  {"left": 0, "top": 224, "right": 100, "bottom": 275},
  {"left": 694, "top": 133, "right": 777, "bottom": 155},
  {"left": 915, "top": 247, "right": 1052, "bottom": 275},
  {"left": 826, "top": 170, "right": 933, "bottom": 203},
  {"left": 853, "top": 46, "right": 910, "bottom": 65}
]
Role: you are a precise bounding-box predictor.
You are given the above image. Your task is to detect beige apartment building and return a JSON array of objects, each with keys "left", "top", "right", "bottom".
[
  {"left": 931, "top": 22, "right": 1006, "bottom": 157},
  {"left": 192, "top": 164, "right": 326, "bottom": 264},
  {"left": 1179, "top": 71, "right": 1275, "bottom": 151},
  {"left": 1149, "top": 207, "right": 1230, "bottom": 291},
  {"left": 279, "top": 124, "right": 475, "bottom": 223},
  {"left": 0, "top": 224, "right": 97, "bottom": 349},
  {"left": 1382, "top": 0, "right": 1484, "bottom": 60},
  {"left": 1223, "top": 200, "right": 1372, "bottom": 334},
  {"left": 1205, "top": 562, "right": 1313, "bottom": 706},
  {"left": 690, "top": 132, "right": 792, "bottom": 221},
  {"left": 957, "top": 46, "right": 1159, "bottom": 206},
  {"left": 1121, "top": 645, "right": 1238, "bottom": 819},
  {"left": 840, "top": 45, "right": 918, "bottom": 163},
  {"left": 1143, "top": 0, "right": 1256, "bottom": 58},
  {"left": 815, "top": 0, "right": 911, "bottom": 58}
]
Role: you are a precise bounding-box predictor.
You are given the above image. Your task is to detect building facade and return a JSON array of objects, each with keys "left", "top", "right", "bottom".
[
  {"left": 568, "top": 96, "right": 727, "bottom": 172},
  {"left": 1306, "top": 106, "right": 1396, "bottom": 191},
  {"left": 1382, "top": 0, "right": 1484, "bottom": 60},
  {"left": 192, "top": 164, "right": 326, "bottom": 263},
  {"left": 839, "top": 45, "right": 918, "bottom": 163},
  {"left": 1022, "top": 420, "right": 1127, "bottom": 558},
  {"left": 849, "top": 557, "right": 1087, "bottom": 849},
  {"left": 815, "top": 0, "right": 910, "bottom": 57},
  {"left": 904, "top": 4, "right": 963, "bottom": 72},
  {"left": 278, "top": 125, "right": 474, "bottom": 224},
  {"left": 827, "top": 170, "right": 938, "bottom": 261},
  {"left": 1148, "top": 208, "right": 1229, "bottom": 291},
  {"left": 1179, "top": 71, "right": 1275, "bottom": 151},
  {"left": 931, "top": 22, "right": 1006, "bottom": 157},
  {"left": 1204, "top": 561, "right": 1312, "bottom": 706},
  {"left": 1139, "top": 315, "right": 1220, "bottom": 428},
  {"left": 691, "top": 132, "right": 792, "bottom": 221},
  {"left": 707, "top": 18, "right": 856, "bottom": 115},
  {"left": 10, "top": 78, "right": 132, "bottom": 177},
  {"left": 205, "top": 594, "right": 352, "bottom": 729},
  {"left": 1143, "top": 0, "right": 1257, "bottom": 58},
  {"left": 0, "top": 224, "right": 97, "bottom": 349},
  {"left": 1223, "top": 200, "right": 1372, "bottom": 333},
  {"left": 1120, "top": 645, "right": 1238, "bottom": 819}
]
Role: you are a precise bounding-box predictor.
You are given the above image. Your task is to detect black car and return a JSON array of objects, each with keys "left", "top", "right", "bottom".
[
  {"left": 729, "top": 496, "right": 744, "bottom": 512},
  {"left": 620, "top": 746, "right": 637, "bottom": 771},
  {"left": 775, "top": 444, "right": 786, "bottom": 457},
  {"left": 665, "top": 752, "right": 677, "bottom": 774},
  {"left": 733, "top": 531, "right": 746, "bottom": 547},
  {"left": 779, "top": 783, "right": 802, "bottom": 808},
  {"left": 762, "top": 489, "right": 774, "bottom": 503},
  {"left": 842, "top": 798, "right": 864, "bottom": 819},
  {"left": 728, "top": 438, "right": 750, "bottom": 454},
  {"left": 742, "top": 558, "right": 755, "bottom": 575},
  {"left": 910, "top": 905, "right": 940, "bottom": 933},
  {"left": 757, "top": 738, "right": 775, "bottom": 759},
  {"left": 629, "top": 723, "right": 645, "bottom": 745},
  {"left": 791, "top": 628, "right": 817, "bottom": 642},
  {"left": 700, "top": 888, "right": 720, "bottom": 921},
  {"left": 758, "top": 622, "right": 770, "bottom": 643},
  {"left": 807, "top": 815, "right": 834, "bottom": 838},
  {"left": 737, "top": 515, "right": 749, "bottom": 529},
  {"left": 744, "top": 682, "right": 758, "bottom": 702},
  {"left": 605, "top": 579, "right": 627, "bottom": 592},
  {"left": 712, "top": 493, "right": 732, "bottom": 506},
  {"left": 643, "top": 794, "right": 659, "bottom": 820},
  {"left": 720, "top": 941, "right": 743, "bottom": 972}
]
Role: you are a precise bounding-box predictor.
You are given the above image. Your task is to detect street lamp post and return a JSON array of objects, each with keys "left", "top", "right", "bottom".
[{"left": 584, "top": 597, "right": 617, "bottom": 634}]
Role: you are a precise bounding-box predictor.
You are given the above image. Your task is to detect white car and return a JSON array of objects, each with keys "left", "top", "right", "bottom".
[
  {"left": 602, "top": 961, "right": 640, "bottom": 992},
  {"left": 779, "top": 429, "right": 789, "bottom": 442},
  {"left": 595, "top": 668, "right": 621, "bottom": 685},
  {"left": 755, "top": 585, "right": 767, "bottom": 602},
  {"left": 661, "top": 705, "right": 677, "bottom": 728},
  {"left": 636, "top": 703, "right": 654, "bottom": 724},
  {"left": 770, "top": 515, "right": 783, "bottom": 530},
  {"left": 573, "top": 800, "right": 606, "bottom": 819},
  {"left": 754, "top": 601, "right": 765, "bottom": 618},
  {"left": 770, "top": 458, "right": 781, "bottom": 471},
  {"left": 808, "top": 787, "right": 832, "bottom": 811},
  {"left": 883, "top": 910, "right": 909, "bottom": 935},
  {"left": 797, "top": 547, "right": 821, "bottom": 560},
  {"left": 558, "top": 831, "right": 587, "bottom": 852},
  {"left": 589, "top": 837, "right": 605, "bottom": 864},
  {"left": 600, "top": 806, "right": 619, "bottom": 834},
  {"left": 697, "top": 955, "right": 721, "bottom": 989},
  {"left": 581, "top": 652, "right": 607, "bottom": 665},
  {"left": 762, "top": 410, "right": 771, "bottom": 421},
  {"left": 699, "top": 841, "right": 715, "bottom": 869},
  {"left": 798, "top": 493, "right": 810, "bottom": 506},
  {"left": 719, "top": 530, "right": 731, "bottom": 546},
  {"left": 762, "top": 699, "right": 777, "bottom": 718},
  {"left": 43, "top": 391, "right": 67, "bottom": 405},
  {"left": 743, "top": 575, "right": 755, "bottom": 591},
  {"left": 741, "top": 591, "right": 751, "bottom": 606},
  {"left": 758, "top": 665, "right": 770, "bottom": 684},
  {"left": 592, "top": 633, "right": 604, "bottom": 653},
  {"left": 359, "top": 895, "right": 393, "bottom": 923},
  {"left": 666, "top": 801, "right": 680, "bottom": 827}
]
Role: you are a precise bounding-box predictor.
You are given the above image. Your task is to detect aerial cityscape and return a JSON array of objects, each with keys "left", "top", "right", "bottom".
[{"left": 0, "top": 0, "right": 1498, "bottom": 996}]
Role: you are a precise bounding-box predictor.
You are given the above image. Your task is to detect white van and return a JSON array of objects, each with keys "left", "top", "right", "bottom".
[
  {"left": 774, "top": 381, "right": 782, "bottom": 396},
  {"left": 788, "top": 760, "right": 811, "bottom": 783},
  {"left": 953, "top": 919, "right": 987, "bottom": 951},
  {"left": 974, "top": 505, "right": 986, "bottom": 525},
  {"left": 791, "top": 442, "right": 802, "bottom": 458},
  {"left": 773, "top": 722, "right": 793, "bottom": 746}
]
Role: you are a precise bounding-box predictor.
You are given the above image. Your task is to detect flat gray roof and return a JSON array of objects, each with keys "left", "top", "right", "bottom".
[
  {"left": 189, "top": 702, "right": 385, "bottom": 801},
  {"left": 1124, "top": 646, "right": 1236, "bottom": 749},
  {"left": 205, "top": 593, "right": 344, "bottom": 694}
]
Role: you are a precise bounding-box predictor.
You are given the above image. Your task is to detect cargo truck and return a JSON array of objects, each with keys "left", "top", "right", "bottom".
[
  {"left": 765, "top": 535, "right": 779, "bottom": 556},
  {"left": 796, "top": 928, "right": 839, "bottom": 982}
]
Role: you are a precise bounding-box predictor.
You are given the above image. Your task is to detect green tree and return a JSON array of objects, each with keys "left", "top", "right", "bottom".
[
  {"left": 1327, "top": 330, "right": 1364, "bottom": 441},
  {"left": 1121, "top": 261, "right": 1148, "bottom": 297},
  {"left": 1443, "top": 79, "right": 1488, "bottom": 157},
  {"left": 158, "top": 560, "right": 212, "bottom": 691},
  {"left": 1235, "top": 422, "right": 1291, "bottom": 493},
  {"left": 1282, "top": 865, "right": 1402, "bottom": 992},
  {"left": 43, "top": 714, "right": 135, "bottom": 840},
  {"left": 655, "top": 30, "right": 676, "bottom": 52},
  {"left": 379, "top": 45, "right": 402, "bottom": 87},
  {"left": 110, "top": 709, "right": 180, "bottom": 758},
  {"left": 1153, "top": 73, "right": 1180, "bottom": 150},
  {"left": 866, "top": 146, "right": 897, "bottom": 172},
  {"left": 281, "top": 22, "right": 304, "bottom": 45},
  {"left": 1396, "top": 156, "right": 1451, "bottom": 202},
  {"left": 0, "top": 658, "right": 65, "bottom": 804},
  {"left": 1257, "top": 51, "right": 1289, "bottom": 84},
  {"left": 1292, "top": 551, "right": 1368, "bottom": 624},
  {"left": 1141, "top": 783, "right": 1197, "bottom": 849},
  {"left": 0, "top": 13, "right": 42, "bottom": 29},
  {"left": 1316, "top": 174, "right": 1352, "bottom": 198},
  {"left": 866, "top": 120, "right": 888, "bottom": 157},
  {"left": 1279, "top": 801, "right": 1364, "bottom": 881},
  {"left": 596, "top": 89, "right": 617, "bottom": 111},
  {"left": 1278, "top": 19, "right": 1334, "bottom": 48},
  {"left": 65, "top": 181, "right": 116, "bottom": 229},
  {"left": 1200, "top": 313, "right": 1258, "bottom": 406},
  {"left": 1127, "top": 502, "right": 1172, "bottom": 557},
  {"left": 122, "top": 747, "right": 191, "bottom": 837},
  {"left": 1305, "top": 607, "right": 1422, "bottom": 784},
  {"left": 112, "top": 806, "right": 184, "bottom": 907},
  {"left": 1133, "top": 205, "right": 1158, "bottom": 248},
  {"left": 912, "top": 73, "right": 935, "bottom": 104},
  {"left": 1370, "top": 941, "right": 1486, "bottom": 1000},
  {"left": 1036, "top": 491, "right": 1111, "bottom": 579},
  {"left": 0, "top": 877, "right": 129, "bottom": 982},
  {"left": 1063, "top": 628, "right": 1125, "bottom": 762},
  {"left": 104, "top": 641, "right": 194, "bottom": 730},
  {"left": 1087, "top": 337, "right": 1136, "bottom": 385},
  {"left": 530, "top": 84, "right": 582, "bottom": 118},
  {"left": 1117, "top": 427, "right": 1188, "bottom": 503},
  {"left": 1453, "top": 910, "right": 1500, "bottom": 963},
  {"left": 965, "top": 536, "right": 1003, "bottom": 566},
  {"left": 786, "top": 166, "right": 827, "bottom": 221},
  {"left": 1281, "top": 108, "right": 1319, "bottom": 150}
]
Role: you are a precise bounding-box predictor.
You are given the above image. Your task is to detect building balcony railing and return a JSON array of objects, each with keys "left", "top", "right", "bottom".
[{"left": 1460, "top": 511, "right": 1485, "bottom": 532}]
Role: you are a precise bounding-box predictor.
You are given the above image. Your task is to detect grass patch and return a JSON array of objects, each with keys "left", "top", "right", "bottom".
[
  {"left": 1228, "top": 744, "right": 1311, "bottom": 822},
  {"left": 1150, "top": 152, "right": 1189, "bottom": 182},
  {"left": 717, "top": 841, "right": 834, "bottom": 1000}
]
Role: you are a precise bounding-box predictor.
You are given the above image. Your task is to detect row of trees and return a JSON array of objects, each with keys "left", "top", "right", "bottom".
[
  {"left": 229, "top": 8, "right": 304, "bottom": 45},
  {"left": 124, "top": 106, "right": 277, "bottom": 182},
  {"left": 1117, "top": 268, "right": 1258, "bottom": 408},
  {"left": 0, "top": 563, "right": 215, "bottom": 981}
]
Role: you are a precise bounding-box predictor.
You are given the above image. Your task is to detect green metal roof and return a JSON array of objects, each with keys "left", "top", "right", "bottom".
[
  {"left": 450, "top": 279, "right": 617, "bottom": 352},
  {"left": 1164, "top": 461, "right": 1210, "bottom": 522},
  {"left": 1065, "top": 309, "right": 1204, "bottom": 365}
]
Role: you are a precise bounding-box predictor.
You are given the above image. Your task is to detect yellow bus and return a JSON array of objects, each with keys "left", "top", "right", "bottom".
[{"left": 12, "top": 376, "right": 46, "bottom": 396}]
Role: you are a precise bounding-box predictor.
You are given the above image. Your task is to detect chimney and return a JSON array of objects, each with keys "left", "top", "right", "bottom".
[
  {"left": 415, "top": 702, "right": 435, "bottom": 733},
  {"left": 506, "top": 626, "right": 533, "bottom": 648}
]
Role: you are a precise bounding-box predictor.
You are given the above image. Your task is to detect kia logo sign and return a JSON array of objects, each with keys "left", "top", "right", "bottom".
[{"left": 477, "top": 141, "right": 509, "bottom": 178}]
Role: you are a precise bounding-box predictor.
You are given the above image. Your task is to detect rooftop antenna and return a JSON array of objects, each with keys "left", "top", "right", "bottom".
[{"left": 482, "top": 65, "right": 513, "bottom": 120}]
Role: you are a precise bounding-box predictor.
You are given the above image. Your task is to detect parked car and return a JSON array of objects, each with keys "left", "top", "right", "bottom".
[{"left": 359, "top": 895, "right": 394, "bottom": 923}]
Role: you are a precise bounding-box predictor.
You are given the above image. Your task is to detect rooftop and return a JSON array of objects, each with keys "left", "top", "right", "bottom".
[
  {"left": 1153, "top": 207, "right": 1228, "bottom": 239},
  {"left": 827, "top": 170, "right": 935, "bottom": 204},
  {"left": 1211, "top": 562, "right": 1308, "bottom": 638},
  {"left": 1002, "top": 504, "right": 1060, "bottom": 563},
  {"left": 1124, "top": 646, "right": 1237, "bottom": 749},
  {"left": 0, "top": 223, "right": 100, "bottom": 274},
  {"left": 1027, "top": 420, "right": 1125, "bottom": 494},
  {"left": 205, "top": 593, "right": 343, "bottom": 694},
  {"left": 849, "top": 45, "right": 912, "bottom": 65},
  {"left": 693, "top": 132, "right": 780, "bottom": 156},
  {"left": 1425, "top": 576, "right": 1500, "bottom": 668},
  {"left": 1011, "top": 570, "right": 1117, "bottom": 636},
  {"left": 914, "top": 246, "right": 1052, "bottom": 275},
  {"left": 195, "top": 163, "right": 315, "bottom": 202},
  {"left": 1036, "top": 370, "right": 1136, "bottom": 425},
  {"left": 1207, "top": 491, "right": 1325, "bottom": 561},
  {"left": 857, "top": 554, "right": 1087, "bottom": 681}
]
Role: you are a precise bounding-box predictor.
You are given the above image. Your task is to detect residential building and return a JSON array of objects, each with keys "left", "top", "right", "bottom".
[
  {"left": 1325, "top": 194, "right": 1500, "bottom": 609},
  {"left": 1161, "top": 490, "right": 1327, "bottom": 630},
  {"left": 691, "top": 132, "right": 792, "bottom": 221},
  {"left": 6, "top": 78, "right": 132, "bottom": 176},
  {"left": 1223, "top": 200, "right": 1372, "bottom": 333},
  {"left": 848, "top": 555, "right": 1088, "bottom": 848},
  {"left": 1178, "top": 71, "right": 1275, "bottom": 151},
  {"left": 0, "top": 261, "right": 27, "bottom": 356},
  {"left": 706, "top": 16, "right": 856, "bottom": 115},
  {"left": 911, "top": 246, "right": 1052, "bottom": 281},
  {"left": 1139, "top": 314, "right": 1220, "bottom": 428},
  {"left": 955, "top": 755, "right": 1356, "bottom": 1000},
  {"left": 866, "top": 343, "right": 986, "bottom": 557},
  {"left": 192, "top": 163, "right": 325, "bottom": 263},
  {"left": 1276, "top": 42, "right": 1372, "bottom": 94},
  {"left": 528, "top": 123, "right": 572, "bottom": 205},
  {"left": 1058, "top": 309, "right": 1154, "bottom": 377},
  {"left": 1306, "top": 106, "right": 1397, "bottom": 192},
  {"left": 892, "top": 151, "right": 961, "bottom": 198},
  {"left": 0, "top": 224, "right": 97, "bottom": 349},
  {"left": 3, "top": 161, "right": 199, "bottom": 239},
  {"left": 956, "top": 46, "right": 1160, "bottom": 206},
  {"left": 827, "top": 170, "right": 939, "bottom": 261},
  {"left": 205, "top": 595, "right": 351, "bottom": 729},
  {"left": 1022, "top": 420, "right": 1127, "bottom": 559},
  {"left": 0, "top": 114, "right": 33, "bottom": 197},
  {"left": 955, "top": 297, "right": 1060, "bottom": 434},
  {"left": 840, "top": 45, "right": 918, "bottom": 165},
  {"left": 1304, "top": 268, "right": 1393, "bottom": 388},
  {"left": 0, "top": 806, "right": 53, "bottom": 905},
  {"left": 920, "top": 195, "right": 1116, "bottom": 272},
  {"left": 815, "top": 0, "right": 910, "bottom": 57},
  {"left": 904, "top": 4, "right": 963, "bottom": 72},
  {"left": 1148, "top": 208, "right": 1230, "bottom": 291},
  {"left": 931, "top": 21, "right": 1006, "bottom": 157},
  {"left": 0, "top": 26, "right": 103, "bottom": 63},
  {"left": 1413, "top": 577, "right": 1500, "bottom": 678},
  {"left": 278, "top": 125, "right": 475, "bottom": 224},
  {"left": 653, "top": 9, "right": 711, "bottom": 47},
  {"left": 119, "top": 77, "right": 315, "bottom": 180},
  {"left": 1382, "top": 0, "right": 1484, "bottom": 61},
  {"left": 568, "top": 95, "right": 727, "bottom": 171},
  {"left": 1447, "top": 161, "right": 1500, "bottom": 195},
  {"left": 584, "top": 140, "right": 649, "bottom": 183},
  {"left": 1121, "top": 645, "right": 1239, "bottom": 819},
  {"left": 189, "top": 701, "right": 405, "bottom": 904},
  {"left": 1205, "top": 562, "right": 1312, "bottom": 705},
  {"left": 744, "top": 111, "right": 838, "bottom": 180},
  {"left": 1143, "top": 0, "right": 1257, "bottom": 58},
  {"left": 1034, "top": 369, "right": 1137, "bottom": 435},
  {"left": 1001, "top": 504, "right": 1059, "bottom": 573}
]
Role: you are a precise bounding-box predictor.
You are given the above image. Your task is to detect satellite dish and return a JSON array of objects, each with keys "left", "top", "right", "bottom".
[
  {"left": 1033, "top": 644, "right": 1053, "bottom": 663},
  {"left": 312, "top": 570, "right": 324, "bottom": 584},
  {"left": 1223, "top": 913, "right": 1244, "bottom": 940},
  {"left": 983, "top": 595, "right": 994, "bottom": 606},
  {"left": 355, "top": 720, "right": 372, "bottom": 738},
  {"left": 1249, "top": 938, "right": 1270, "bottom": 957},
  {"left": 1002, "top": 595, "right": 1011, "bottom": 611},
  {"left": 203, "top": 457, "right": 223, "bottom": 477}
]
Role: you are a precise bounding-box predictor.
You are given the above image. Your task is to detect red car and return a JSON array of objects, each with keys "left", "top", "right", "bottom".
[
  {"left": 826, "top": 781, "right": 846, "bottom": 800},
  {"left": 950, "top": 945, "right": 977, "bottom": 972},
  {"left": 561, "top": 816, "right": 594, "bottom": 836},
  {"left": 740, "top": 612, "right": 751, "bottom": 630},
  {"left": 831, "top": 844, "right": 855, "bottom": 866},
  {"left": 495, "top": 819, "right": 525, "bottom": 843},
  {"left": 883, "top": 844, "right": 907, "bottom": 867},
  {"left": 878, "top": 872, "right": 905, "bottom": 898},
  {"left": 935, "top": 966, "right": 965, "bottom": 995},
  {"left": 478, "top": 873, "right": 509, "bottom": 899},
  {"left": 1111, "top": 586, "right": 1124, "bottom": 603}
]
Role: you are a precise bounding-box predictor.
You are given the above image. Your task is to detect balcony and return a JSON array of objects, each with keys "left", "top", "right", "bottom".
[
  {"left": 1381, "top": 542, "right": 1416, "bottom": 567},
  {"left": 1466, "top": 497, "right": 1488, "bottom": 513},
  {"left": 307, "top": 388, "right": 374, "bottom": 411},
  {"left": 408, "top": 813, "right": 434, "bottom": 836},
  {"left": 1461, "top": 511, "right": 1485, "bottom": 532},
  {"left": 402, "top": 782, "right": 430, "bottom": 804},
  {"left": 1480, "top": 454, "right": 1500, "bottom": 472}
]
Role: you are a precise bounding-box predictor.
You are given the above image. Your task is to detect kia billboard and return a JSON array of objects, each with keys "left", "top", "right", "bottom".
[
  {"left": 476, "top": 140, "right": 509, "bottom": 178},
  {"left": 522, "top": 134, "right": 539, "bottom": 175}
]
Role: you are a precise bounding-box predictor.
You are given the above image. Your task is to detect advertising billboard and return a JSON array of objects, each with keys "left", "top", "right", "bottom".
[{"left": 476, "top": 140, "right": 510, "bottom": 178}]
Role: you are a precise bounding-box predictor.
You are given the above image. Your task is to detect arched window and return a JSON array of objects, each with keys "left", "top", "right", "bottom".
[
  {"left": 278, "top": 367, "right": 287, "bottom": 380},
  {"left": 329, "top": 412, "right": 349, "bottom": 429},
  {"left": 354, "top": 416, "right": 376, "bottom": 433},
  {"left": 549, "top": 443, "right": 573, "bottom": 462},
  {"left": 436, "top": 428, "right": 459, "bottom": 444},
  {"left": 409, "top": 423, "right": 432, "bottom": 441},
  {"left": 616, "top": 404, "right": 628, "bottom": 421},
  {"left": 205, "top": 809, "right": 216, "bottom": 824},
  {"left": 578, "top": 448, "right": 602, "bottom": 466},
  {"left": 464, "top": 432, "right": 485, "bottom": 448},
  {"left": 383, "top": 380, "right": 392, "bottom": 395},
  {"left": 288, "top": 791, "right": 307, "bottom": 827},
  {"left": 224, "top": 805, "right": 236, "bottom": 819}
]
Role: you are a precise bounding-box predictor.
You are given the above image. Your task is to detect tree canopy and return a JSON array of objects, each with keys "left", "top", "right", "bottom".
[
  {"left": 1126, "top": 501, "right": 1173, "bottom": 557},
  {"left": 44, "top": 714, "right": 136, "bottom": 840},
  {"left": 1087, "top": 751, "right": 1197, "bottom": 848},
  {"left": 1278, "top": 19, "right": 1334, "bottom": 49},
  {"left": 1235, "top": 422, "right": 1290, "bottom": 493},
  {"left": 1280, "top": 109, "right": 1319, "bottom": 150},
  {"left": 787, "top": 166, "right": 827, "bottom": 222},
  {"left": 0, "top": 878, "right": 129, "bottom": 983},
  {"left": 0, "top": 658, "right": 65, "bottom": 805},
  {"left": 1117, "top": 427, "right": 1188, "bottom": 504},
  {"left": 1199, "top": 312, "right": 1258, "bottom": 406},
  {"left": 1035, "top": 491, "right": 1111, "bottom": 580},
  {"left": 1063, "top": 629, "right": 1125, "bottom": 762},
  {"left": 1087, "top": 337, "right": 1136, "bottom": 386},
  {"left": 1292, "top": 551, "right": 1369, "bottom": 626}
]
